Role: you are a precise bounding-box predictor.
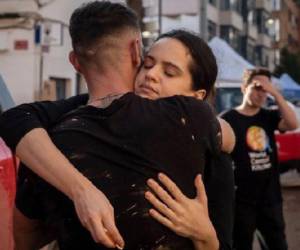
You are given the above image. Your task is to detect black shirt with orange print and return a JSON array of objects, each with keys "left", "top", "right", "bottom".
[{"left": 221, "top": 108, "right": 282, "bottom": 206}]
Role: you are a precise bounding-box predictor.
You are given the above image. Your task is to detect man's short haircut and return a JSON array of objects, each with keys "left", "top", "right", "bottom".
[
  {"left": 69, "top": 1, "right": 140, "bottom": 59},
  {"left": 243, "top": 67, "right": 271, "bottom": 86}
]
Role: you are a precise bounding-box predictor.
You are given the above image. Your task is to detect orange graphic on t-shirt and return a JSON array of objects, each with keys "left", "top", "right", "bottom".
[{"left": 246, "top": 126, "right": 268, "bottom": 151}]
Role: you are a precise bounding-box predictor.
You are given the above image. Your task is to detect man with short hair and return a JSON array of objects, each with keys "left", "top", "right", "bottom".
[{"left": 221, "top": 68, "right": 298, "bottom": 250}]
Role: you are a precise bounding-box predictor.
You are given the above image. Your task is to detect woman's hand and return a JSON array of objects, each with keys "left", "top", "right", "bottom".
[{"left": 145, "top": 173, "right": 219, "bottom": 250}]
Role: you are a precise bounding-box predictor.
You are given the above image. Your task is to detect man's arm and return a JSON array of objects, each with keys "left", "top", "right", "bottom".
[
  {"left": 0, "top": 96, "right": 124, "bottom": 248},
  {"left": 16, "top": 128, "right": 124, "bottom": 248},
  {"left": 256, "top": 80, "right": 298, "bottom": 131},
  {"left": 274, "top": 93, "right": 299, "bottom": 131}
]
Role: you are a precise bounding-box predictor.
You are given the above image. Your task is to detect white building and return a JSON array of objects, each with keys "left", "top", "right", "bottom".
[{"left": 0, "top": 0, "right": 124, "bottom": 105}]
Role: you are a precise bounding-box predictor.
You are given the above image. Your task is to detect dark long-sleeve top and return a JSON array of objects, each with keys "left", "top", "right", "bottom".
[{"left": 0, "top": 94, "right": 234, "bottom": 250}]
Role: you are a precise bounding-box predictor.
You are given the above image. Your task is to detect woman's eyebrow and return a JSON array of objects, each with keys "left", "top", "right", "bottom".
[{"left": 163, "top": 61, "right": 183, "bottom": 74}]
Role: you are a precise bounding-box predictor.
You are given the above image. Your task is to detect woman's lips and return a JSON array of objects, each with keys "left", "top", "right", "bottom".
[{"left": 138, "top": 85, "right": 159, "bottom": 96}]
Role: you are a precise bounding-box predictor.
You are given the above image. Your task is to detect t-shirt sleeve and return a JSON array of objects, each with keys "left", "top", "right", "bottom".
[
  {"left": 0, "top": 94, "right": 88, "bottom": 152},
  {"left": 267, "top": 109, "right": 281, "bottom": 131}
]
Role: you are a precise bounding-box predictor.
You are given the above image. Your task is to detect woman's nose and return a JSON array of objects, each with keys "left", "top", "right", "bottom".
[{"left": 145, "top": 66, "right": 159, "bottom": 82}]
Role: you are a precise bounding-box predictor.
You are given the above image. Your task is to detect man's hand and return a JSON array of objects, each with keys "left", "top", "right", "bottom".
[
  {"left": 72, "top": 179, "right": 124, "bottom": 249},
  {"left": 253, "top": 78, "right": 279, "bottom": 97}
]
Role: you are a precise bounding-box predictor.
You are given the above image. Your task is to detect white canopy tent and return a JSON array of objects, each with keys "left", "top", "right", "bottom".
[
  {"left": 0, "top": 74, "right": 15, "bottom": 112},
  {"left": 276, "top": 74, "right": 300, "bottom": 102},
  {"left": 208, "top": 37, "right": 254, "bottom": 84}
]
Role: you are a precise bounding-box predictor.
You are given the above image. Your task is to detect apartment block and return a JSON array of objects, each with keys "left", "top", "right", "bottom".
[
  {"left": 272, "top": 0, "right": 300, "bottom": 54},
  {"left": 134, "top": 0, "right": 276, "bottom": 70}
]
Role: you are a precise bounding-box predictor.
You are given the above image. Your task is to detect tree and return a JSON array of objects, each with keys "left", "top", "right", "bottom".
[{"left": 274, "top": 47, "right": 300, "bottom": 84}]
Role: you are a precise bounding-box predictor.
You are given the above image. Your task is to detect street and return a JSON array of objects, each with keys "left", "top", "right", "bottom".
[
  {"left": 254, "top": 171, "right": 300, "bottom": 250},
  {"left": 282, "top": 186, "right": 300, "bottom": 249}
]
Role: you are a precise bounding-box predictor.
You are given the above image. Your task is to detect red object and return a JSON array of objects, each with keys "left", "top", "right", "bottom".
[
  {"left": 14, "top": 40, "right": 28, "bottom": 50},
  {"left": 275, "top": 131, "right": 300, "bottom": 162},
  {"left": 0, "top": 138, "right": 17, "bottom": 250}
]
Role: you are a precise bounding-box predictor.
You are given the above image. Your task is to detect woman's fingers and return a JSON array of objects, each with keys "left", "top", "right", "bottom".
[
  {"left": 145, "top": 191, "right": 177, "bottom": 221},
  {"left": 148, "top": 208, "right": 174, "bottom": 231},
  {"left": 195, "top": 175, "right": 207, "bottom": 206},
  {"left": 147, "top": 178, "right": 180, "bottom": 212},
  {"left": 157, "top": 173, "right": 185, "bottom": 202}
]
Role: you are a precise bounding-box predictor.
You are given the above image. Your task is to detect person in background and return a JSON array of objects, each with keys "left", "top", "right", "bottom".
[{"left": 221, "top": 67, "right": 298, "bottom": 250}]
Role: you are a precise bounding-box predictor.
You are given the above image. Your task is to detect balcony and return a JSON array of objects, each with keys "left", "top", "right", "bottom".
[
  {"left": 161, "top": 0, "right": 198, "bottom": 16},
  {"left": 207, "top": 3, "right": 219, "bottom": 24},
  {"left": 0, "top": 0, "right": 37, "bottom": 13},
  {"left": 219, "top": 10, "right": 243, "bottom": 31},
  {"left": 255, "top": 0, "right": 272, "bottom": 13},
  {"left": 257, "top": 33, "right": 272, "bottom": 47},
  {"left": 248, "top": 23, "right": 258, "bottom": 40}
]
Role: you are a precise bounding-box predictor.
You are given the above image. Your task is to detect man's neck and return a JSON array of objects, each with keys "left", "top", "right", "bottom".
[
  {"left": 84, "top": 67, "right": 135, "bottom": 107},
  {"left": 235, "top": 102, "right": 260, "bottom": 116}
]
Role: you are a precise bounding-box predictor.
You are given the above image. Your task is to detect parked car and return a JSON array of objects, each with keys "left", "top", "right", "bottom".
[
  {"left": 215, "top": 82, "right": 300, "bottom": 172},
  {"left": 0, "top": 137, "right": 17, "bottom": 250}
]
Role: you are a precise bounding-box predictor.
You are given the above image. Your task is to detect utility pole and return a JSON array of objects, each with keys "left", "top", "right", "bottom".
[
  {"left": 199, "top": 0, "right": 208, "bottom": 41},
  {"left": 158, "top": 0, "right": 162, "bottom": 35}
]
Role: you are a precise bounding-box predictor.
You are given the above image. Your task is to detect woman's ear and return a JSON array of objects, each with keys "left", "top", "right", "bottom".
[
  {"left": 69, "top": 51, "right": 81, "bottom": 73},
  {"left": 193, "top": 89, "right": 207, "bottom": 100}
]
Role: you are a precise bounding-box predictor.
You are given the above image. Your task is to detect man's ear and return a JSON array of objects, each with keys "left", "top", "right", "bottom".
[
  {"left": 130, "top": 38, "right": 142, "bottom": 68},
  {"left": 241, "top": 83, "right": 247, "bottom": 94},
  {"left": 69, "top": 51, "right": 81, "bottom": 73},
  {"left": 193, "top": 89, "right": 207, "bottom": 100}
]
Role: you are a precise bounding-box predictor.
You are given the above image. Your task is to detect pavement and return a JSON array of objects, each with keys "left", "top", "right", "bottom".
[{"left": 254, "top": 170, "right": 300, "bottom": 250}]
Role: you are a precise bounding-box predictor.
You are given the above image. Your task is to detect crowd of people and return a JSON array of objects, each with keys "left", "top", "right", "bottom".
[{"left": 0, "top": 1, "right": 298, "bottom": 250}]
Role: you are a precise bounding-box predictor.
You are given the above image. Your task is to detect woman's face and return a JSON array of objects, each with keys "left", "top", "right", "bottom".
[{"left": 135, "top": 38, "right": 196, "bottom": 100}]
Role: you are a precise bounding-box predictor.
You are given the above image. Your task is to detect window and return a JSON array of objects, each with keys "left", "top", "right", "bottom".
[
  {"left": 246, "top": 38, "right": 256, "bottom": 64},
  {"left": 256, "top": 9, "right": 270, "bottom": 35},
  {"left": 220, "top": 0, "right": 242, "bottom": 14},
  {"left": 220, "top": 25, "right": 241, "bottom": 53},
  {"left": 255, "top": 46, "right": 269, "bottom": 67},
  {"left": 50, "top": 77, "right": 67, "bottom": 100},
  {"left": 208, "top": 20, "right": 217, "bottom": 40},
  {"left": 209, "top": 0, "right": 217, "bottom": 6},
  {"left": 220, "top": 0, "right": 230, "bottom": 10}
]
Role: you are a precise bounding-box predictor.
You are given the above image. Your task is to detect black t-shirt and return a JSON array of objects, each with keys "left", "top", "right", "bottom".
[
  {"left": 221, "top": 108, "right": 282, "bottom": 205},
  {"left": 16, "top": 93, "right": 223, "bottom": 250}
]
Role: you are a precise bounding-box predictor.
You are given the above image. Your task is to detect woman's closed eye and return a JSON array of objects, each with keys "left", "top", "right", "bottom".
[
  {"left": 164, "top": 65, "right": 180, "bottom": 77},
  {"left": 143, "top": 57, "right": 155, "bottom": 69}
]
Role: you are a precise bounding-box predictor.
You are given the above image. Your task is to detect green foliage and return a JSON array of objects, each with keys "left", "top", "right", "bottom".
[{"left": 274, "top": 47, "right": 300, "bottom": 84}]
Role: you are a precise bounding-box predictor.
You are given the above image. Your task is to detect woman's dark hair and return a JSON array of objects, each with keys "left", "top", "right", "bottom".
[
  {"left": 243, "top": 67, "right": 271, "bottom": 86},
  {"left": 156, "top": 29, "right": 218, "bottom": 97}
]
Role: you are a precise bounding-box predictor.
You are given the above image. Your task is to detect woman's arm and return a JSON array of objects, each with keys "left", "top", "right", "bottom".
[
  {"left": 0, "top": 95, "right": 124, "bottom": 249},
  {"left": 145, "top": 173, "right": 219, "bottom": 250},
  {"left": 218, "top": 118, "right": 236, "bottom": 153}
]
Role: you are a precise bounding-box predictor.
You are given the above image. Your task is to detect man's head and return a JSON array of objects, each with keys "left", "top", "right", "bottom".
[
  {"left": 241, "top": 67, "right": 271, "bottom": 108},
  {"left": 68, "top": 1, "right": 142, "bottom": 77}
]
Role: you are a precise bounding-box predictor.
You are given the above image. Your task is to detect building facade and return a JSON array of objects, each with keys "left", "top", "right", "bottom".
[
  {"left": 272, "top": 0, "right": 300, "bottom": 54},
  {"left": 136, "top": 0, "right": 276, "bottom": 70}
]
